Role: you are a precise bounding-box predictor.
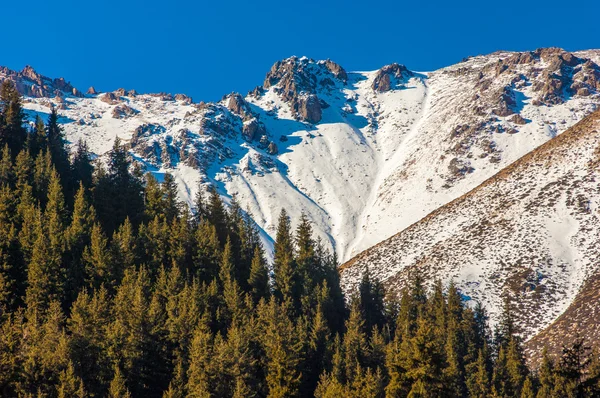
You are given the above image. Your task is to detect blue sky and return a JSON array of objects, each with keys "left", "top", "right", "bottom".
[{"left": 3, "top": 0, "right": 599, "bottom": 102}]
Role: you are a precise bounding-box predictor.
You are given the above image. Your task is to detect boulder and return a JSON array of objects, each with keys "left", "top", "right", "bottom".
[
  {"left": 577, "top": 87, "right": 591, "bottom": 96},
  {"left": 111, "top": 104, "right": 137, "bottom": 119},
  {"left": 267, "top": 141, "right": 278, "bottom": 155},
  {"left": 100, "top": 92, "right": 119, "bottom": 105},
  {"left": 372, "top": 63, "right": 411, "bottom": 92},
  {"left": 510, "top": 114, "right": 528, "bottom": 125}
]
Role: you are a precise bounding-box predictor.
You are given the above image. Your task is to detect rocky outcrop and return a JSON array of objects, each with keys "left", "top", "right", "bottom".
[
  {"left": 112, "top": 104, "right": 138, "bottom": 119},
  {"left": 227, "top": 93, "right": 252, "bottom": 118},
  {"left": 0, "top": 65, "right": 82, "bottom": 98},
  {"left": 372, "top": 63, "right": 412, "bottom": 92},
  {"left": 100, "top": 92, "right": 120, "bottom": 105},
  {"left": 492, "top": 86, "right": 516, "bottom": 116},
  {"left": 242, "top": 118, "right": 266, "bottom": 141},
  {"left": 175, "top": 93, "right": 192, "bottom": 104},
  {"left": 510, "top": 114, "right": 528, "bottom": 125},
  {"left": 267, "top": 141, "right": 278, "bottom": 155},
  {"left": 296, "top": 94, "right": 322, "bottom": 124},
  {"left": 324, "top": 59, "right": 348, "bottom": 82},
  {"left": 487, "top": 48, "right": 600, "bottom": 105},
  {"left": 87, "top": 86, "right": 98, "bottom": 95},
  {"left": 262, "top": 57, "right": 347, "bottom": 123}
]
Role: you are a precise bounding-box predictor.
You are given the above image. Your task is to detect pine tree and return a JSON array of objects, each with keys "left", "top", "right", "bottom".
[
  {"left": 65, "top": 183, "right": 96, "bottom": 304},
  {"left": 536, "top": 348, "right": 555, "bottom": 398},
  {"left": 273, "top": 209, "right": 299, "bottom": 314},
  {"left": 248, "top": 246, "right": 270, "bottom": 303},
  {"left": 186, "top": 319, "right": 214, "bottom": 397},
  {"left": 0, "top": 145, "right": 12, "bottom": 186},
  {"left": 466, "top": 348, "right": 490, "bottom": 398},
  {"left": 358, "top": 268, "right": 386, "bottom": 335},
  {"left": 520, "top": 376, "right": 535, "bottom": 398},
  {"left": 46, "top": 106, "right": 72, "bottom": 194},
  {"left": 108, "top": 365, "right": 132, "bottom": 398},
  {"left": 68, "top": 287, "right": 112, "bottom": 396},
  {"left": 192, "top": 219, "right": 221, "bottom": 282},
  {"left": 111, "top": 218, "right": 137, "bottom": 273},
  {"left": 14, "top": 148, "right": 33, "bottom": 190},
  {"left": 295, "top": 212, "right": 318, "bottom": 296},
  {"left": 83, "top": 223, "right": 114, "bottom": 291},
  {"left": 162, "top": 173, "right": 181, "bottom": 223},
  {"left": 57, "top": 361, "right": 86, "bottom": 398},
  {"left": 25, "top": 217, "right": 64, "bottom": 316},
  {"left": 31, "top": 115, "right": 47, "bottom": 156},
  {"left": 71, "top": 139, "right": 94, "bottom": 189},
  {"left": 260, "top": 299, "right": 305, "bottom": 397},
  {"left": 144, "top": 173, "right": 164, "bottom": 221},
  {"left": 207, "top": 186, "right": 228, "bottom": 246},
  {"left": 0, "top": 81, "right": 27, "bottom": 154}
]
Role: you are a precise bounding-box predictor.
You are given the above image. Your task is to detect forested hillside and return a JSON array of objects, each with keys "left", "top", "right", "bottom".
[{"left": 0, "top": 80, "right": 599, "bottom": 397}]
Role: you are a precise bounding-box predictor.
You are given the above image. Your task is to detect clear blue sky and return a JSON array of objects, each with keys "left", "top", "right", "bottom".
[{"left": 3, "top": 0, "right": 599, "bottom": 102}]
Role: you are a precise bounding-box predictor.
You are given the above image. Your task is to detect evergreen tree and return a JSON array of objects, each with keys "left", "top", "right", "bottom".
[
  {"left": 108, "top": 365, "right": 132, "bottom": 398},
  {"left": 162, "top": 173, "right": 181, "bottom": 223},
  {"left": 71, "top": 139, "right": 94, "bottom": 189},
  {"left": 273, "top": 209, "right": 299, "bottom": 314},
  {"left": 0, "top": 81, "right": 27, "bottom": 154},
  {"left": 207, "top": 186, "right": 228, "bottom": 246},
  {"left": 83, "top": 223, "right": 114, "bottom": 291},
  {"left": 57, "top": 361, "right": 86, "bottom": 398},
  {"left": 358, "top": 268, "right": 386, "bottom": 335},
  {"left": 248, "top": 246, "right": 270, "bottom": 303},
  {"left": 31, "top": 115, "right": 47, "bottom": 156},
  {"left": 46, "top": 106, "right": 72, "bottom": 195}
]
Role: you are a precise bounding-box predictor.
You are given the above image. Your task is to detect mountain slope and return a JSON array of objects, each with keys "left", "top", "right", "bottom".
[
  {"left": 340, "top": 109, "right": 600, "bottom": 344},
  {"left": 2, "top": 48, "right": 600, "bottom": 262}
]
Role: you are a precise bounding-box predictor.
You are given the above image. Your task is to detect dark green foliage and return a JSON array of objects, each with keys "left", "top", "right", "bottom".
[{"left": 0, "top": 87, "right": 598, "bottom": 397}]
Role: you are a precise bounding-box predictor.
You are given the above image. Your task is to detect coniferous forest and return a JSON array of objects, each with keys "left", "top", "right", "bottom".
[{"left": 0, "top": 79, "right": 599, "bottom": 397}]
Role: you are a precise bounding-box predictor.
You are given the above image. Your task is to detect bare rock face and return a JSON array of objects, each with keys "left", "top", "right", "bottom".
[
  {"left": 0, "top": 65, "right": 81, "bottom": 98},
  {"left": 324, "top": 59, "right": 348, "bottom": 82},
  {"left": 510, "top": 114, "right": 528, "bottom": 125},
  {"left": 175, "top": 93, "right": 192, "bottom": 104},
  {"left": 242, "top": 118, "right": 266, "bottom": 141},
  {"left": 87, "top": 86, "right": 98, "bottom": 95},
  {"left": 262, "top": 57, "right": 346, "bottom": 123},
  {"left": 248, "top": 86, "right": 264, "bottom": 98},
  {"left": 112, "top": 104, "right": 138, "bottom": 119},
  {"left": 296, "top": 94, "right": 322, "bottom": 124},
  {"left": 372, "top": 63, "right": 412, "bottom": 92},
  {"left": 227, "top": 93, "right": 252, "bottom": 118},
  {"left": 127, "top": 89, "right": 138, "bottom": 97},
  {"left": 492, "top": 86, "right": 517, "bottom": 116},
  {"left": 114, "top": 88, "right": 126, "bottom": 97},
  {"left": 100, "top": 92, "right": 119, "bottom": 105},
  {"left": 72, "top": 87, "right": 84, "bottom": 97}
]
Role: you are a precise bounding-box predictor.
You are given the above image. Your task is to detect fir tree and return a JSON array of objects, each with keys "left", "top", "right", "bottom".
[{"left": 248, "top": 246, "right": 270, "bottom": 303}]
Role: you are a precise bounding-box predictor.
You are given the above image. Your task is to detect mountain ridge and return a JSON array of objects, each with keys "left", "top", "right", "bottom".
[
  {"left": 1, "top": 47, "right": 599, "bottom": 264},
  {"left": 340, "top": 107, "right": 600, "bottom": 352}
]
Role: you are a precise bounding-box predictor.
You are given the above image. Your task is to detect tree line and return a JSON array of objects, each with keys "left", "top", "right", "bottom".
[{"left": 0, "top": 79, "right": 598, "bottom": 397}]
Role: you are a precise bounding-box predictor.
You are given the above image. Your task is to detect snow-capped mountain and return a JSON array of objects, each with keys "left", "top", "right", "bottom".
[
  {"left": 340, "top": 109, "right": 600, "bottom": 354},
  {"left": 2, "top": 48, "right": 600, "bottom": 266}
]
